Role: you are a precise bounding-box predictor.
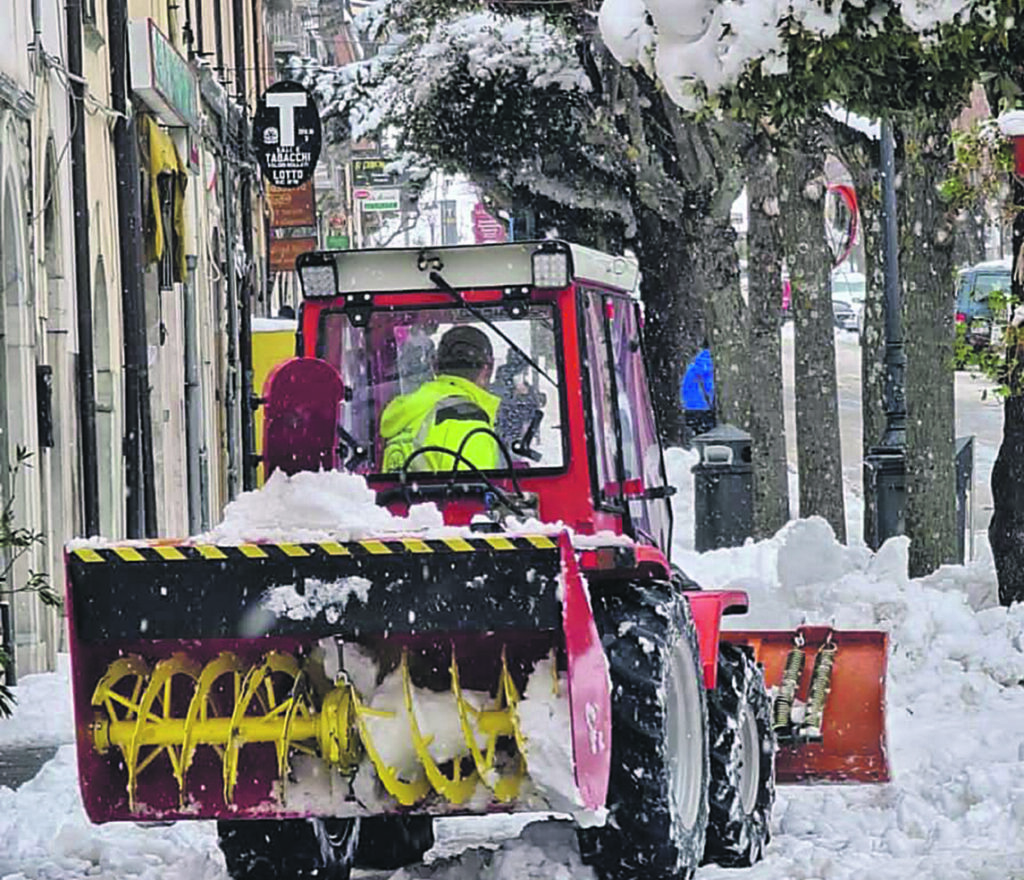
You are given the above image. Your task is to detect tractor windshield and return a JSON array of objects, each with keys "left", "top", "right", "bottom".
[{"left": 316, "top": 303, "right": 565, "bottom": 475}]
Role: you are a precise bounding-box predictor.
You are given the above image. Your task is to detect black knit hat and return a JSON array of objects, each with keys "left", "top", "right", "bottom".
[{"left": 436, "top": 326, "right": 493, "bottom": 372}]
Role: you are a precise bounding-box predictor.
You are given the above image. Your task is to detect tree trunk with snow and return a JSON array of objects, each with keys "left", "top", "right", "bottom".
[
  {"left": 898, "top": 115, "right": 958, "bottom": 579},
  {"left": 858, "top": 178, "right": 887, "bottom": 459},
  {"left": 988, "top": 176, "right": 1024, "bottom": 606},
  {"left": 744, "top": 133, "right": 790, "bottom": 537},
  {"left": 636, "top": 209, "right": 702, "bottom": 445},
  {"left": 951, "top": 202, "right": 987, "bottom": 269},
  {"left": 693, "top": 216, "right": 751, "bottom": 431},
  {"left": 822, "top": 124, "right": 885, "bottom": 462},
  {"left": 778, "top": 121, "right": 847, "bottom": 542}
]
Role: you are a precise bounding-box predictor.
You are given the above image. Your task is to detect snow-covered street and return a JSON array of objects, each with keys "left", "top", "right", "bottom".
[{"left": 3, "top": 440, "right": 1024, "bottom": 877}]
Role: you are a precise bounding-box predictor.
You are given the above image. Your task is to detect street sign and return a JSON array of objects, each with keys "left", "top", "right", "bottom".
[
  {"left": 361, "top": 188, "right": 401, "bottom": 212},
  {"left": 441, "top": 199, "right": 459, "bottom": 245},
  {"left": 267, "top": 181, "right": 318, "bottom": 272},
  {"left": 472, "top": 202, "right": 507, "bottom": 244},
  {"left": 253, "top": 82, "right": 322, "bottom": 189}
]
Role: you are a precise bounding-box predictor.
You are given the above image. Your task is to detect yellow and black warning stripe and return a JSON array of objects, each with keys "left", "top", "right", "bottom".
[
  {"left": 68, "top": 531, "right": 565, "bottom": 643},
  {"left": 70, "top": 534, "right": 558, "bottom": 565}
]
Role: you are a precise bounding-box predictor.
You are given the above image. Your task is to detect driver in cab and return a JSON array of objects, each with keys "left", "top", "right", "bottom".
[{"left": 381, "top": 326, "right": 500, "bottom": 472}]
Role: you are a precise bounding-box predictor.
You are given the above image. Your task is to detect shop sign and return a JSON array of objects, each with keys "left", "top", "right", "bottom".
[
  {"left": 361, "top": 188, "right": 401, "bottom": 212},
  {"left": 351, "top": 158, "right": 401, "bottom": 188},
  {"left": 268, "top": 180, "right": 318, "bottom": 272},
  {"left": 253, "top": 82, "right": 322, "bottom": 188},
  {"left": 267, "top": 180, "right": 315, "bottom": 227},
  {"left": 270, "top": 234, "right": 319, "bottom": 272},
  {"left": 128, "top": 19, "right": 199, "bottom": 129}
]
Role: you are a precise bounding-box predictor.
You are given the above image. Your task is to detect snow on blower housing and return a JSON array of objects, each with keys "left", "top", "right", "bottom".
[{"left": 65, "top": 240, "right": 889, "bottom": 880}]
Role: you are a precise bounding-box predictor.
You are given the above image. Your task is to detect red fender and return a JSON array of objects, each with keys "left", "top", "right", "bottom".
[{"left": 683, "top": 590, "right": 749, "bottom": 690}]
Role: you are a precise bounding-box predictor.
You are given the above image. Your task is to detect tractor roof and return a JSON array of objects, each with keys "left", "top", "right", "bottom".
[{"left": 296, "top": 240, "right": 640, "bottom": 299}]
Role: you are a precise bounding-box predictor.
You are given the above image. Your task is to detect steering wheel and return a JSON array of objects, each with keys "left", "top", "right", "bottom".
[{"left": 398, "top": 435, "right": 528, "bottom": 516}]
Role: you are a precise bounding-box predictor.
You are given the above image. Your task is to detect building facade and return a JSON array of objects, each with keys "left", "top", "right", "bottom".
[{"left": 0, "top": 0, "right": 273, "bottom": 679}]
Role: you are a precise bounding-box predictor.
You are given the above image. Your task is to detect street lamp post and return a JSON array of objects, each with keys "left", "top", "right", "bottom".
[{"left": 864, "top": 118, "right": 908, "bottom": 550}]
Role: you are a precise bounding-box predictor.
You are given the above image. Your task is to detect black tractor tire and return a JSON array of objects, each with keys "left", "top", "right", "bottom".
[
  {"left": 355, "top": 815, "right": 435, "bottom": 869},
  {"left": 216, "top": 817, "right": 357, "bottom": 880},
  {"left": 578, "top": 582, "right": 710, "bottom": 880},
  {"left": 702, "top": 641, "right": 776, "bottom": 867}
]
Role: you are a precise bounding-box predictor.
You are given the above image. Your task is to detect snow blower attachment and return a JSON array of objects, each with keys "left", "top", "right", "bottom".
[
  {"left": 65, "top": 531, "right": 611, "bottom": 823},
  {"left": 726, "top": 626, "right": 889, "bottom": 783}
]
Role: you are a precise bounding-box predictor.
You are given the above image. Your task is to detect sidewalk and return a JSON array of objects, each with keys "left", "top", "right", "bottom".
[{"left": 0, "top": 745, "right": 57, "bottom": 789}]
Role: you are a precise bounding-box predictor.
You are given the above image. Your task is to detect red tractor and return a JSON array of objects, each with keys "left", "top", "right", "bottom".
[{"left": 65, "top": 241, "right": 887, "bottom": 879}]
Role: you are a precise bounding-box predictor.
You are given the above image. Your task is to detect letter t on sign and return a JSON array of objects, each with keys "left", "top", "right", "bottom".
[{"left": 266, "top": 92, "right": 307, "bottom": 148}]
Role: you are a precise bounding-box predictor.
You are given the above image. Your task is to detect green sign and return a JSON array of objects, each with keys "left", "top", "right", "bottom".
[
  {"left": 326, "top": 234, "right": 350, "bottom": 249},
  {"left": 152, "top": 26, "right": 197, "bottom": 127},
  {"left": 129, "top": 19, "right": 198, "bottom": 129},
  {"left": 362, "top": 199, "right": 399, "bottom": 212}
]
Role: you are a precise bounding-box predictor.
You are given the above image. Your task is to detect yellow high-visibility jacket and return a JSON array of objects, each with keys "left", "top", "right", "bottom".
[{"left": 380, "top": 375, "right": 500, "bottom": 472}]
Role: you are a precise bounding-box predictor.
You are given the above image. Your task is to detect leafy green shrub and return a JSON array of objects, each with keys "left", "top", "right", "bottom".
[{"left": 0, "top": 447, "right": 61, "bottom": 718}]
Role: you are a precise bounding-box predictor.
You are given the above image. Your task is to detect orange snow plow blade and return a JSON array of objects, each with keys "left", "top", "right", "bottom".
[{"left": 725, "top": 626, "right": 889, "bottom": 784}]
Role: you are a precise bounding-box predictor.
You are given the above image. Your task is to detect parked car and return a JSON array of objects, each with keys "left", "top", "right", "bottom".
[
  {"left": 831, "top": 269, "right": 865, "bottom": 310},
  {"left": 831, "top": 268, "right": 864, "bottom": 333},
  {"left": 832, "top": 298, "right": 859, "bottom": 332},
  {"left": 955, "top": 258, "right": 1012, "bottom": 350}
]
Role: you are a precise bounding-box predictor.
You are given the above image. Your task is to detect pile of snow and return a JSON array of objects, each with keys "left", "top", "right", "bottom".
[
  {"left": 0, "top": 747, "right": 224, "bottom": 879},
  {"left": 0, "top": 653, "right": 73, "bottom": 748},
  {"left": 202, "top": 469, "right": 449, "bottom": 544}
]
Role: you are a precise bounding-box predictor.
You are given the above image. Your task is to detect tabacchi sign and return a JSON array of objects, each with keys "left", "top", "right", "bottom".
[{"left": 253, "top": 82, "right": 322, "bottom": 189}]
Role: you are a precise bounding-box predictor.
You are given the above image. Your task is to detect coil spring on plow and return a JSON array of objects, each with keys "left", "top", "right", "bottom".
[{"left": 90, "top": 646, "right": 543, "bottom": 811}]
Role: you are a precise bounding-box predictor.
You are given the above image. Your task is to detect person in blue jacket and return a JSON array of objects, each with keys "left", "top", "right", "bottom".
[{"left": 681, "top": 339, "right": 716, "bottom": 445}]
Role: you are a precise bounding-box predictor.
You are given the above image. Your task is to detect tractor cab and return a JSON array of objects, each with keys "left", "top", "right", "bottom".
[{"left": 276, "top": 241, "right": 674, "bottom": 555}]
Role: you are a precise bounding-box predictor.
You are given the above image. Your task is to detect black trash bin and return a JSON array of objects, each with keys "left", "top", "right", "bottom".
[
  {"left": 692, "top": 424, "right": 753, "bottom": 552},
  {"left": 864, "top": 437, "right": 973, "bottom": 560},
  {"left": 954, "top": 435, "right": 974, "bottom": 564}
]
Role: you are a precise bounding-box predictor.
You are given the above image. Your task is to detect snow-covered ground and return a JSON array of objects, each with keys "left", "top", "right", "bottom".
[{"left": 3, "top": 446, "right": 1024, "bottom": 878}]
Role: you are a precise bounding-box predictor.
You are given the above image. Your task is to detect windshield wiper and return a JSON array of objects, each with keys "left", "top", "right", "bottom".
[{"left": 429, "top": 270, "right": 558, "bottom": 390}]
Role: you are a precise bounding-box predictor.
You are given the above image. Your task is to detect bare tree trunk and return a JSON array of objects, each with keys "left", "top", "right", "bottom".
[
  {"left": 854, "top": 169, "right": 887, "bottom": 460},
  {"left": 694, "top": 217, "right": 750, "bottom": 430},
  {"left": 952, "top": 203, "right": 987, "bottom": 267},
  {"left": 779, "top": 121, "right": 847, "bottom": 541},
  {"left": 898, "top": 115, "right": 958, "bottom": 578},
  {"left": 821, "top": 127, "right": 886, "bottom": 462},
  {"left": 745, "top": 132, "right": 790, "bottom": 537},
  {"left": 636, "top": 209, "right": 702, "bottom": 445},
  {"left": 988, "top": 176, "right": 1024, "bottom": 605}
]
